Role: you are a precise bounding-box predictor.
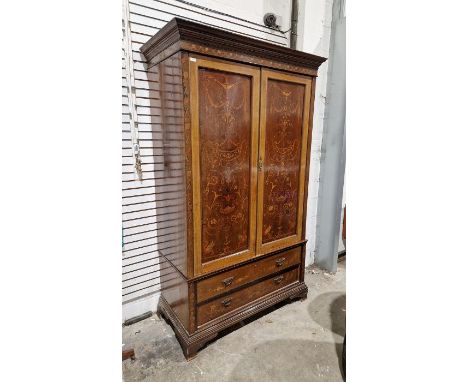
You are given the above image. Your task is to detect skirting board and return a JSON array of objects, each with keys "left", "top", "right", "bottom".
[{"left": 122, "top": 292, "right": 161, "bottom": 324}]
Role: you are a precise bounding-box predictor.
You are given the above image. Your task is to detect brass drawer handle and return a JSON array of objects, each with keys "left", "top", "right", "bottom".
[
  {"left": 275, "top": 257, "right": 286, "bottom": 267},
  {"left": 274, "top": 275, "right": 284, "bottom": 284},
  {"left": 222, "top": 276, "right": 234, "bottom": 287},
  {"left": 221, "top": 298, "right": 232, "bottom": 308}
]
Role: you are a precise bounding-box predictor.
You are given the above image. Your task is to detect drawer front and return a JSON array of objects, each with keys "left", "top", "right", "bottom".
[
  {"left": 197, "top": 266, "right": 299, "bottom": 326},
  {"left": 197, "top": 246, "right": 301, "bottom": 303}
]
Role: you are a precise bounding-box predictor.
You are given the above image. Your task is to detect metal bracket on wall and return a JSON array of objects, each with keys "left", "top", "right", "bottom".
[{"left": 123, "top": 0, "right": 143, "bottom": 181}]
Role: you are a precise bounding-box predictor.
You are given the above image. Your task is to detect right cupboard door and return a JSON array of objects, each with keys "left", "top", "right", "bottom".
[{"left": 257, "top": 69, "right": 312, "bottom": 255}]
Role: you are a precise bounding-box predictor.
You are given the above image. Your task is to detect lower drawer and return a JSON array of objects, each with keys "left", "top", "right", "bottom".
[{"left": 197, "top": 266, "right": 299, "bottom": 326}]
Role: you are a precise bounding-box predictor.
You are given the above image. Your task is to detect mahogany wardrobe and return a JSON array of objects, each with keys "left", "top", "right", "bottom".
[{"left": 140, "top": 18, "right": 326, "bottom": 359}]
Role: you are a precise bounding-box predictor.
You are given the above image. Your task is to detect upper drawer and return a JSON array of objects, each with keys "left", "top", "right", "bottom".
[{"left": 197, "top": 246, "right": 301, "bottom": 303}]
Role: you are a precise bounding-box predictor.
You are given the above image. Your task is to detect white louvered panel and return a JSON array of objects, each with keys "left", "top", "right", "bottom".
[
  {"left": 123, "top": 244, "right": 158, "bottom": 260},
  {"left": 130, "top": 0, "right": 288, "bottom": 46},
  {"left": 122, "top": 207, "right": 158, "bottom": 222},
  {"left": 134, "top": 78, "right": 159, "bottom": 90},
  {"left": 122, "top": 146, "right": 168, "bottom": 157},
  {"left": 122, "top": 0, "right": 291, "bottom": 317},
  {"left": 123, "top": 200, "right": 158, "bottom": 215},
  {"left": 123, "top": 193, "right": 159, "bottom": 206},
  {"left": 122, "top": 123, "right": 161, "bottom": 134},
  {"left": 133, "top": 61, "right": 149, "bottom": 72},
  {"left": 123, "top": 223, "right": 158, "bottom": 238},
  {"left": 122, "top": 183, "right": 184, "bottom": 199},
  {"left": 123, "top": 146, "right": 184, "bottom": 156},
  {"left": 129, "top": 22, "right": 160, "bottom": 37},
  {"left": 136, "top": 115, "right": 183, "bottom": 125},
  {"left": 123, "top": 249, "right": 159, "bottom": 267},
  {"left": 122, "top": 279, "right": 163, "bottom": 299},
  {"left": 131, "top": 32, "right": 150, "bottom": 44},
  {"left": 133, "top": 97, "right": 163, "bottom": 108},
  {"left": 122, "top": 204, "right": 184, "bottom": 222},
  {"left": 122, "top": 170, "right": 183, "bottom": 182},
  {"left": 122, "top": 267, "right": 164, "bottom": 289},
  {"left": 129, "top": 14, "right": 167, "bottom": 31},
  {"left": 122, "top": 162, "right": 164, "bottom": 174},
  {"left": 123, "top": 230, "right": 156, "bottom": 245},
  {"left": 123, "top": 215, "right": 157, "bottom": 230},
  {"left": 135, "top": 106, "right": 163, "bottom": 116},
  {"left": 122, "top": 178, "right": 184, "bottom": 193},
  {"left": 123, "top": 261, "right": 165, "bottom": 278},
  {"left": 123, "top": 253, "right": 161, "bottom": 269},
  {"left": 122, "top": 163, "right": 185, "bottom": 176},
  {"left": 134, "top": 88, "right": 160, "bottom": 99},
  {"left": 121, "top": 177, "right": 159, "bottom": 191},
  {"left": 122, "top": 131, "right": 153, "bottom": 141},
  {"left": 132, "top": 51, "right": 148, "bottom": 63},
  {"left": 122, "top": 105, "right": 130, "bottom": 115},
  {"left": 131, "top": 41, "right": 148, "bottom": 52}
]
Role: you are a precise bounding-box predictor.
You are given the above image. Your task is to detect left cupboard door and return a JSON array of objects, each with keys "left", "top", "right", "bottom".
[{"left": 189, "top": 56, "right": 260, "bottom": 275}]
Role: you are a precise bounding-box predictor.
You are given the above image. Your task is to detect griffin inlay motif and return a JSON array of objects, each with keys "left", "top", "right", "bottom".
[
  {"left": 262, "top": 79, "right": 305, "bottom": 243},
  {"left": 198, "top": 69, "right": 251, "bottom": 263}
]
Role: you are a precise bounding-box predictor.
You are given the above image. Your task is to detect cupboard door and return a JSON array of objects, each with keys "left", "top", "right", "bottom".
[
  {"left": 189, "top": 57, "right": 260, "bottom": 275},
  {"left": 257, "top": 69, "right": 312, "bottom": 254}
]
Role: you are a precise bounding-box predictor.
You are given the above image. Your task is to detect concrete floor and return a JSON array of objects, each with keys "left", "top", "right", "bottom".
[{"left": 123, "top": 259, "right": 346, "bottom": 382}]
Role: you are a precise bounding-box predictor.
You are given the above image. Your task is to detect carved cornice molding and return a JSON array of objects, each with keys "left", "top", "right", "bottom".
[{"left": 140, "top": 18, "right": 327, "bottom": 73}]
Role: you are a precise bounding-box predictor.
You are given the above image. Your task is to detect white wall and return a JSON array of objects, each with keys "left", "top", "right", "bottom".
[
  {"left": 194, "top": 0, "right": 292, "bottom": 30},
  {"left": 338, "top": 172, "right": 346, "bottom": 253},
  {"left": 297, "top": 0, "right": 334, "bottom": 266},
  {"left": 312, "top": 0, "right": 346, "bottom": 271},
  {"left": 122, "top": 0, "right": 334, "bottom": 321}
]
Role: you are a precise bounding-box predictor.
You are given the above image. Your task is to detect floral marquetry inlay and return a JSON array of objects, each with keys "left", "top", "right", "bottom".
[
  {"left": 198, "top": 69, "right": 252, "bottom": 263},
  {"left": 262, "top": 79, "right": 305, "bottom": 243}
]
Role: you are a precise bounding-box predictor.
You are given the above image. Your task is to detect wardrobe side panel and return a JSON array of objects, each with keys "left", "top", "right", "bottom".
[
  {"left": 180, "top": 52, "right": 195, "bottom": 278},
  {"left": 160, "top": 262, "right": 189, "bottom": 331},
  {"left": 155, "top": 52, "right": 188, "bottom": 276}
]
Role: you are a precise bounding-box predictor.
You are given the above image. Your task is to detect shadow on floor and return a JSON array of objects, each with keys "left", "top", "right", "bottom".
[
  {"left": 196, "top": 298, "right": 297, "bottom": 354},
  {"left": 228, "top": 292, "right": 346, "bottom": 381},
  {"left": 308, "top": 291, "right": 346, "bottom": 378},
  {"left": 229, "top": 339, "right": 343, "bottom": 382}
]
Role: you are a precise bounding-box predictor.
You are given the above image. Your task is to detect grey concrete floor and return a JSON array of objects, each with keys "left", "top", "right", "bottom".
[{"left": 123, "top": 259, "right": 346, "bottom": 382}]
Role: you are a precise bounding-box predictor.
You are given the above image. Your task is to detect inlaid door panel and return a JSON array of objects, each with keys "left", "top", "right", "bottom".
[
  {"left": 189, "top": 57, "right": 260, "bottom": 275},
  {"left": 257, "top": 69, "right": 312, "bottom": 255}
]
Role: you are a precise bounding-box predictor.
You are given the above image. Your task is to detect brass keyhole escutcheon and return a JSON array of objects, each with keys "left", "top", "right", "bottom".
[
  {"left": 222, "top": 298, "right": 232, "bottom": 307},
  {"left": 275, "top": 257, "right": 286, "bottom": 267},
  {"left": 222, "top": 276, "right": 234, "bottom": 287},
  {"left": 274, "top": 275, "right": 284, "bottom": 284}
]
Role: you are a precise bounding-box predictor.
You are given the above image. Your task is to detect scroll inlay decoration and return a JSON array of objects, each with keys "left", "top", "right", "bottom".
[
  {"left": 262, "top": 79, "right": 305, "bottom": 243},
  {"left": 198, "top": 69, "right": 252, "bottom": 263}
]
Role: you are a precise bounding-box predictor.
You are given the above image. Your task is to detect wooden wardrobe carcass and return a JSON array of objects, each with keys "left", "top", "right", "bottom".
[{"left": 140, "top": 18, "right": 326, "bottom": 359}]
